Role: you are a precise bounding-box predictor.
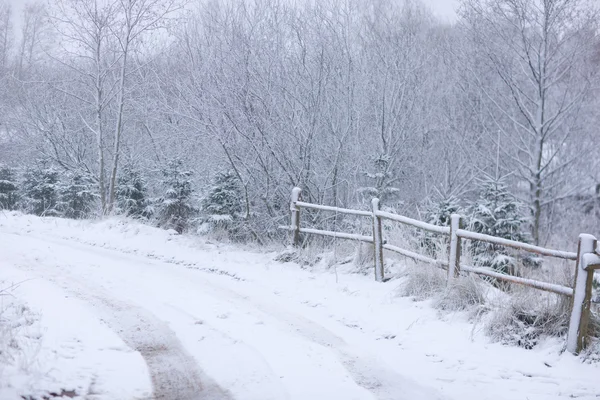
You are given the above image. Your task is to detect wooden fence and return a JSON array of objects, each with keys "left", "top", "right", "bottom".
[{"left": 280, "top": 187, "right": 600, "bottom": 355}]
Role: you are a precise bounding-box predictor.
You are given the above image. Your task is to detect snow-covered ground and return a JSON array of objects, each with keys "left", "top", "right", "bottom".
[{"left": 0, "top": 212, "right": 599, "bottom": 400}]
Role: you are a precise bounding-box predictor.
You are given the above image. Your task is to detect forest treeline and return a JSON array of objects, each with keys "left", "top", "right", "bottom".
[{"left": 0, "top": 0, "right": 599, "bottom": 247}]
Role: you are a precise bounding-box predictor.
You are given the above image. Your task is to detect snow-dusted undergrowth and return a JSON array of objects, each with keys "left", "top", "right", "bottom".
[
  {"left": 0, "top": 282, "right": 43, "bottom": 398},
  {"left": 397, "top": 259, "right": 599, "bottom": 354},
  {"left": 302, "top": 227, "right": 598, "bottom": 354}
]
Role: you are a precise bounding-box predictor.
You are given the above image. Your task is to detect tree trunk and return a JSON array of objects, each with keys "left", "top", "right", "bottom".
[
  {"left": 107, "top": 39, "right": 130, "bottom": 213},
  {"left": 95, "top": 37, "right": 106, "bottom": 214}
]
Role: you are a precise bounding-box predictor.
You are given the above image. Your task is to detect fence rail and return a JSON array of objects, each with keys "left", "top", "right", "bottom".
[
  {"left": 456, "top": 229, "right": 577, "bottom": 260},
  {"left": 280, "top": 187, "right": 599, "bottom": 355}
]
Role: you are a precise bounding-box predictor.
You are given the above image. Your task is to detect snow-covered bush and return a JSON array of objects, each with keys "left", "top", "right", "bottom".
[
  {"left": 0, "top": 166, "right": 19, "bottom": 210},
  {"left": 467, "top": 176, "right": 528, "bottom": 276},
  {"left": 353, "top": 242, "right": 375, "bottom": 274},
  {"left": 433, "top": 275, "right": 487, "bottom": 312},
  {"left": 0, "top": 284, "right": 42, "bottom": 387},
  {"left": 155, "top": 159, "right": 197, "bottom": 233},
  {"left": 482, "top": 285, "right": 583, "bottom": 350},
  {"left": 399, "top": 261, "right": 486, "bottom": 311},
  {"left": 20, "top": 165, "right": 61, "bottom": 217},
  {"left": 398, "top": 262, "right": 446, "bottom": 300},
  {"left": 57, "top": 172, "right": 97, "bottom": 219},
  {"left": 116, "top": 165, "right": 151, "bottom": 218}
]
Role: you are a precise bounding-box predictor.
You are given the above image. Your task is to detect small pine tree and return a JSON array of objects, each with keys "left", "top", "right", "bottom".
[
  {"left": 202, "top": 170, "right": 243, "bottom": 219},
  {"left": 117, "top": 165, "right": 151, "bottom": 218},
  {"left": 467, "top": 176, "right": 528, "bottom": 274},
  {"left": 420, "top": 196, "right": 462, "bottom": 257},
  {"left": 425, "top": 196, "right": 462, "bottom": 227},
  {"left": 156, "top": 159, "right": 197, "bottom": 233},
  {"left": 57, "top": 172, "right": 97, "bottom": 219},
  {"left": 0, "top": 166, "right": 19, "bottom": 210},
  {"left": 358, "top": 154, "right": 400, "bottom": 207},
  {"left": 200, "top": 170, "right": 244, "bottom": 239},
  {"left": 21, "top": 165, "right": 61, "bottom": 216}
]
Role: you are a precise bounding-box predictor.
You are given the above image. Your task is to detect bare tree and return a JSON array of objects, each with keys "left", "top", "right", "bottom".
[
  {"left": 106, "top": 0, "right": 183, "bottom": 213},
  {"left": 0, "top": 0, "right": 11, "bottom": 72},
  {"left": 459, "top": 0, "right": 599, "bottom": 244},
  {"left": 17, "top": 1, "right": 49, "bottom": 77}
]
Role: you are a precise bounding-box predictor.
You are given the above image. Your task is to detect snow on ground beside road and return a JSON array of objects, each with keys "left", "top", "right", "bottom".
[
  {"left": 0, "top": 263, "right": 151, "bottom": 400},
  {"left": 0, "top": 211, "right": 599, "bottom": 400}
]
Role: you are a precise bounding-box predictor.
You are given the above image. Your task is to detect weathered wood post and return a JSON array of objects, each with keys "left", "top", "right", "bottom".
[
  {"left": 567, "top": 234, "right": 598, "bottom": 354},
  {"left": 448, "top": 213, "right": 462, "bottom": 281},
  {"left": 371, "top": 198, "right": 385, "bottom": 282},
  {"left": 290, "top": 187, "right": 302, "bottom": 247}
]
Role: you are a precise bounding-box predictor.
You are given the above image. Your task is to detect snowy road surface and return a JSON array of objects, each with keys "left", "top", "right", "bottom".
[{"left": 1, "top": 214, "right": 599, "bottom": 400}]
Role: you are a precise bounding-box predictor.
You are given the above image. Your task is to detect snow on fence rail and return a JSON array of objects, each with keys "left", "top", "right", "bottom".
[{"left": 279, "top": 187, "right": 600, "bottom": 355}]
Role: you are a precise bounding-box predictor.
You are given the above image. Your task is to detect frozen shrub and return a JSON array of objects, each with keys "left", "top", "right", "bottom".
[
  {"left": 398, "top": 263, "right": 446, "bottom": 300},
  {"left": 485, "top": 289, "right": 571, "bottom": 349},
  {"left": 433, "top": 275, "right": 486, "bottom": 311},
  {"left": 353, "top": 242, "right": 374, "bottom": 274}
]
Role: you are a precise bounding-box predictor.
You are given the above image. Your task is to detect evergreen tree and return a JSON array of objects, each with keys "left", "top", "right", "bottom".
[
  {"left": 200, "top": 170, "right": 244, "bottom": 239},
  {"left": 420, "top": 196, "right": 462, "bottom": 257},
  {"left": 21, "top": 165, "right": 61, "bottom": 216},
  {"left": 117, "top": 165, "right": 151, "bottom": 218},
  {"left": 0, "top": 166, "right": 19, "bottom": 210},
  {"left": 202, "top": 170, "right": 243, "bottom": 219},
  {"left": 156, "top": 159, "right": 197, "bottom": 233},
  {"left": 425, "top": 196, "right": 462, "bottom": 228},
  {"left": 57, "top": 172, "right": 97, "bottom": 219},
  {"left": 358, "top": 154, "right": 400, "bottom": 207},
  {"left": 467, "top": 176, "right": 528, "bottom": 274}
]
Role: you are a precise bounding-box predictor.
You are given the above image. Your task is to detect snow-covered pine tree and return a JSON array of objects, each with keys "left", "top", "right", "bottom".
[
  {"left": 420, "top": 196, "right": 462, "bottom": 257},
  {"left": 117, "top": 165, "right": 151, "bottom": 218},
  {"left": 156, "top": 159, "right": 197, "bottom": 233},
  {"left": 467, "top": 175, "right": 528, "bottom": 275},
  {"left": 200, "top": 170, "right": 244, "bottom": 238},
  {"left": 0, "top": 166, "right": 19, "bottom": 210},
  {"left": 202, "top": 170, "right": 243, "bottom": 219},
  {"left": 358, "top": 154, "right": 400, "bottom": 208},
  {"left": 21, "top": 165, "right": 61, "bottom": 216},
  {"left": 57, "top": 172, "right": 97, "bottom": 219}
]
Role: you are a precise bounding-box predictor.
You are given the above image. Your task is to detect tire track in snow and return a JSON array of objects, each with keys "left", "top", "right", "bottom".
[
  {"left": 169, "top": 276, "right": 448, "bottom": 400},
  {"left": 4, "top": 230, "right": 446, "bottom": 400},
  {"left": 1, "top": 231, "right": 233, "bottom": 400},
  {"left": 71, "top": 290, "right": 234, "bottom": 400}
]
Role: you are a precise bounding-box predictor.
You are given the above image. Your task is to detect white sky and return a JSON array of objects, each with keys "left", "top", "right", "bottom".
[
  {"left": 421, "top": 0, "right": 459, "bottom": 22},
  {"left": 5, "top": 0, "right": 460, "bottom": 38}
]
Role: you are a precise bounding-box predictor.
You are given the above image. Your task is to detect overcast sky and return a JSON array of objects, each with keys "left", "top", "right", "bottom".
[
  {"left": 422, "top": 0, "right": 459, "bottom": 21},
  {"left": 5, "top": 0, "right": 460, "bottom": 36}
]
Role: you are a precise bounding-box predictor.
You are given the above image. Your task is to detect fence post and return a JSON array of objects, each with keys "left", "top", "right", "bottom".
[
  {"left": 290, "top": 187, "right": 302, "bottom": 247},
  {"left": 566, "top": 234, "right": 598, "bottom": 354},
  {"left": 371, "top": 198, "right": 385, "bottom": 282},
  {"left": 448, "top": 213, "right": 462, "bottom": 280}
]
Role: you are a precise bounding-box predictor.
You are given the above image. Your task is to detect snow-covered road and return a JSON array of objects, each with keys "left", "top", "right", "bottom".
[
  {"left": 1, "top": 214, "right": 599, "bottom": 400},
  {"left": 0, "top": 226, "right": 444, "bottom": 400}
]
